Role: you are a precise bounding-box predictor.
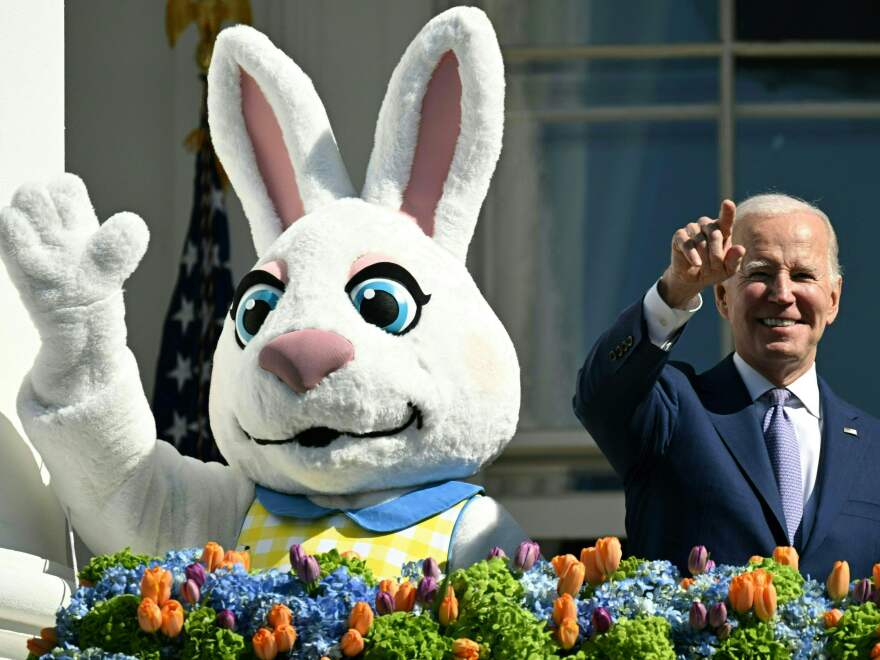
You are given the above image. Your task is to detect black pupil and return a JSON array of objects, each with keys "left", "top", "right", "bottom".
[
  {"left": 361, "top": 289, "right": 399, "bottom": 328},
  {"left": 243, "top": 299, "right": 272, "bottom": 336}
]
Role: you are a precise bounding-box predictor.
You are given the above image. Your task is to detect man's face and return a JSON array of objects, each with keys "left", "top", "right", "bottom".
[{"left": 714, "top": 211, "right": 842, "bottom": 384}]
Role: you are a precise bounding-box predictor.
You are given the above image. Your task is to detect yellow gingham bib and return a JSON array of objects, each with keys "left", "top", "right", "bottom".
[{"left": 237, "top": 486, "right": 479, "bottom": 579}]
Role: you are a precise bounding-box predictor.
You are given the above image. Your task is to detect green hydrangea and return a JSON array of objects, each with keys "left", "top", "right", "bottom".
[
  {"left": 315, "top": 548, "right": 377, "bottom": 586},
  {"left": 576, "top": 616, "right": 675, "bottom": 660},
  {"left": 447, "top": 557, "right": 524, "bottom": 605},
  {"left": 447, "top": 590, "right": 557, "bottom": 657},
  {"left": 364, "top": 611, "right": 450, "bottom": 659},
  {"left": 181, "top": 607, "right": 246, "bottom": 659},
  {"left": 77, "top": 548, "right": 158, "bottom": 584},
  {"left": 746, "top": 558, "right": 804, "bottom": 605},
  {"left": 825, "top": 601, "right": 880, "bottom": 659},
  {"left": 715, "top": 621, "right": 791, "bottom": 659},
  {"left": 75, "top": 594, "right": 165, "bottom": 659}
]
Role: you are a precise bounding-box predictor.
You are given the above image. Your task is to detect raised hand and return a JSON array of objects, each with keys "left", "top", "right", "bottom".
[
  {"left": 659, "top": 200, "right": 746, "bottom": 309},
  {"left": 0, "top": 174, "right": 148, "bottom": 319}
]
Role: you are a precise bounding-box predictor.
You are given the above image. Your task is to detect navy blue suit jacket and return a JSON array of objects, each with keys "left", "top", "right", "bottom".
[{"left": 573, "top": 299, "right": 880, "bottom": 580}]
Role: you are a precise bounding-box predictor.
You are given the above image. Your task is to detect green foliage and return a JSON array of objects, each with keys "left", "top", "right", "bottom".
[
  {"left": 447, "top": 590, "right": 557, "bottom": 657},
  {"left": 315, "top": 548, "right": 377, "bottom": 586},
  {"left": 363, "top": 611, "right": 450, "bottom": 659},
  {"left": 825, "top": 602, "right": 880, "bottom": 659},
  {"left": 746, "top": 558, "right": 805, "bottom": 605},
  {"left": 77, "top": 548, "right": 157, "bottom": 584},
  {"left": 715, "top": 621, "right": 791, "bottom": 660},
  {"left": 181, "top": 607, "right": 246, "bottom": 659},
  {"left": 75, "top": 594, "right": 164, "bottom": 659},
  {"left": 576, "top": 616, "right": 675, "bottom": 660},
  {"left": 448, "top": 557, "right": 524, "bottom": 605}
]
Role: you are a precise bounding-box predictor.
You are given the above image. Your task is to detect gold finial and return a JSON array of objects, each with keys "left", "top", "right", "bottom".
[{"left": 166, "top": 0, "right": 252, "bottom": 71}]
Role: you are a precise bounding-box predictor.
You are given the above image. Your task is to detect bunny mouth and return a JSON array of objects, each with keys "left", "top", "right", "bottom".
[{"left": 243, "top": 403, "right": 424, "bottom": 448}]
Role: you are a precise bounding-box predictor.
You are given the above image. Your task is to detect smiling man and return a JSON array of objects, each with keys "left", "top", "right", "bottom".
[{"left": 574, "top": 194, "right": 880, "bottom": 579}]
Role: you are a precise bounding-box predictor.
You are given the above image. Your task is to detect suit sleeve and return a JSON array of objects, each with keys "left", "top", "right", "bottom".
[{"left": 572, "top": 298, "right": 688, "bottom": 482}]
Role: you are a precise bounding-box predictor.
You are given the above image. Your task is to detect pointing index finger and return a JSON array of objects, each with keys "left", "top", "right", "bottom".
[{"left": 717, "top": 199, "right": 736, "bottom": 237}]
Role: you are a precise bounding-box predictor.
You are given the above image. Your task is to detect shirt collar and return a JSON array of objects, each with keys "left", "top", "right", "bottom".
[
  {"left": 732, "top": 353, "right": 821, "bottom": 419},
  {"left": 254, "top": 480, "right": 484, "bottom": 533}
]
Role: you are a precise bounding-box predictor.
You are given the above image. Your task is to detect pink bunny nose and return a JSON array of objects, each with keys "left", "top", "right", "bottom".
[{"left": 259, "top": 329, "right": 354, "bottom": 394}]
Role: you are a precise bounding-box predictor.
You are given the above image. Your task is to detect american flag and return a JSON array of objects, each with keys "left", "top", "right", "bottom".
[{"left": 153, "top": 82, "right": 233, "bottom": 464}]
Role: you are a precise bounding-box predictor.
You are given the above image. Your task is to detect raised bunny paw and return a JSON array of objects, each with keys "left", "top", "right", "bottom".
[{"left": 0, "top": 173, "right": 148, "bottom": 317}]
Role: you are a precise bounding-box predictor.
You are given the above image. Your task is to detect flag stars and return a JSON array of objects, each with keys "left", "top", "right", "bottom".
[
  {"left": 165, "top": 412, "right": 190, "bottom": 446},
  {"left": 172, "top": 297, "right": 195, "bottom": 334},
  {"left": 167, "top": 354, "right": 193, "bottom": 392},
  {"left": 181, "top": 241, "right": 198, "bottom": 277},
  {"left": 211, "top": 186, "right": 225, "bottom": 211}
]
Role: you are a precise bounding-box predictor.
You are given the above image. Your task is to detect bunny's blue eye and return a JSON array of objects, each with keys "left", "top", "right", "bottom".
[
  {"left": 231, "top": 270, "right": 286, "bottom": 348},
  {"left": 345, "top": 262, "right": 430, "bottom": 336}
]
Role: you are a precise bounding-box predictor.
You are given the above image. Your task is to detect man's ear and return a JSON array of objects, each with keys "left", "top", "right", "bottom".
[
  {"left": 827, "top": 275, "right": 843, "bottom": 325},
  {"left": 714, "top": 282, "right": 730, "bottom": 320}
]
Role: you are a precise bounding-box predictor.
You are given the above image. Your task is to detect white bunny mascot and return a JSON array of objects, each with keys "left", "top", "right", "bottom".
[{"left": 0, "top": 7, "right": 525, "bottom": 578}]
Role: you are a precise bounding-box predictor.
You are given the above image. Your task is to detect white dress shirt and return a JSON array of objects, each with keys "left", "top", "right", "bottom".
[{"left": 642, "top": 282, "right": 823, "bottom": 516}]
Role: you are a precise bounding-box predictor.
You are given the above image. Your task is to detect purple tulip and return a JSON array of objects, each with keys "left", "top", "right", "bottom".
[
  {"left": 422, "top": 557, "right": 440, "bottom": 580},
  {"left": 417, "top": 576, "right": 438, "bottom": 604},
  {"left": 289, "top": 544, "right": 307, "bottom": 573},
  {"left": 487, "top": 546, "right": 508, "bottom": 560},
  {"left": 184, "top": 562, "right": 206, "bottom": 588},
  {"left": 591, "top": 607, "right": 612, "bottom": 634},
  {"left": 688, "top": 545, "right": 709, "bottom": 576},
  {"left": 296, "top": 555, "right": 320, "bottom": 583},
  {"left": 216, "top": 609, "right": 236, "bottom": 630},
  {"left": 852, "top": 578, "right": 872, "bottom": 604},
  {"left": 376, "top": 591, "right": 395, "bottom": 615},
  {"left": 689, "top": 601, "right": 708, "bottom": 630},
  {"left": 708, "top": 602, "right": 727, "bottom": 629},
  {"left": 705, "top": 559, "right": 716, "bottom": 573},
  {"left": 716, "top": 622, "right": 732, "bottom": 641},
  {"left": 181, "top": 578, "right": 200, "bottom": 605},
  {"left": 513, "top": 540, "right": 540, "bottom": 572}
]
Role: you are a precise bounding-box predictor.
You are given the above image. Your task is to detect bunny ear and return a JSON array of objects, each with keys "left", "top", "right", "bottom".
[
  {"left": 208, "top": 25, "right": 355, "bottom": 256},
  {"left": 361, "top": 7, "right": 505, "bottom": 263}
]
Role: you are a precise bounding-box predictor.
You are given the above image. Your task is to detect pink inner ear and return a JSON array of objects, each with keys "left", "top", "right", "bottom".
[
  {"left": 240, "top": 68, "right": 305, "bottom": 229},
  {"left": 400, "top": 51, "right": 462, "bottom": 238}
]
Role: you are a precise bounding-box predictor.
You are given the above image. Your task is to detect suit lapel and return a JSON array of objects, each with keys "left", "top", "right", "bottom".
[
  {"left": 800, "top": 378, "right": 865, "bottom": 557},
  {"left": 698, "top": 355, "right": 788, "bottom": 541}
]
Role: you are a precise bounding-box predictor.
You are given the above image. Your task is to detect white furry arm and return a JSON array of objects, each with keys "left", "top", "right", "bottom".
[{"left": 449, "top": 496, "right": 529, "bottom": 571}]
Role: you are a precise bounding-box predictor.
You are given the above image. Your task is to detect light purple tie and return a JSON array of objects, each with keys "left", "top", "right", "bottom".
[{"left": 762, "top": 388, "right": 802, "bottom": 544}]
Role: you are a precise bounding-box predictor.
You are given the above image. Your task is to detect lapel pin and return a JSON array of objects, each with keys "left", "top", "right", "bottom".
[{"left": 843, "top": 427, "right": 859, "bottom": 437}]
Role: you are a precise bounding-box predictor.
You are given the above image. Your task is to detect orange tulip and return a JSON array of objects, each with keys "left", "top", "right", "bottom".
[
  {"left": 452, "top": 638, "right": 481, "bottom": 659},
  {"left": 679, "top": 577, "right": 695, "bottom": 590},
  {"left": 827, "top": 561, "right": 850, "bottom": 601},
  {"left": 160, "top": 600, "right": 185, "bottom": 637},
  {"left": 728, "top": 574, "right": 755, "bottom": 614},
  {"left": 581, "top": 547, "right": 605, "bottom": 586},
  {"left": 824, "top": 609, "right": 843, "bottom": 628},
  {"left": 553, "top": 593, "right": 578, "bottom": 626},
  {"left": 342, "top": 550, "right": 361, "bottom": 560},
  {"left": 340, "top": 629, "right": 364, "bottom": 657},
  {"left": 140, "top": 567, "right": 172, "bottom": 606},
  {"left": 439, "top": 586, "right": 459, "bottom": 626},
  {"left": 137, "top": 597, "right": 162, "bottom": 633},
  {"left": 772, "top": 546, "right": 799, "bottom": 572},
  {"left": 200, "top": 541, "right": 225, "bottom": 572},
  {"left": 750, "top": 569, "right": 772, "bottom": 588},
  {"left": 252, "top": 628, "right": 278, "bottom": 660},
  {"left": 221, "top": 549, "right": 251, "bottom": 571},
  {"left": 349, "top": 601, "right": 374, "bottom": 635},
  {"left": 557, "top": 616, "right": 580, "bottom": 650},
  {"left": 873, "top": 563, "right": 880, "bottom": 589},
  {"left": 552, "top": 554, "right": 580, "bottom": 578},
  {"left": 25, "top": 637, "right": 54, "bottom": 656},
  {"left": 394, "top": 581, "right": 417, "bottom": 612},
  {"left": 267, "top": 603, "right": 292, "bottom": 629},
  {"left": 754, "top": 583, "right": 777, "bottom": 622},
  {"left": 39, "top": 628, "right": 57, "bottom": 645},
  {"left": 871, "top": 642, "right": 880, "bottom": 659},
  {"left": 378, "top": 578, "right": 398, "bottom": 598},
  {"left": 749, "top": 555, "right": 764, "bottom": 564},
  {"left": 557, "top": 559, "right": 586, "bottom": 597},
  {"left": 274, "top": 624, "right": 297, "bottom": 653},
  {"left": 595, "top": 537, "right": 622, "bottom": 576}
]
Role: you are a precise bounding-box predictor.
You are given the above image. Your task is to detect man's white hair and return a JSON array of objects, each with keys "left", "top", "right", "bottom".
[{"left": 735, "top": 193, "right": 842, "bottom": 279}]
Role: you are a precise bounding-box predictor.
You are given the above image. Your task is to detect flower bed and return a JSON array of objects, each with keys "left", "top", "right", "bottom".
[{"left": 25, "top": 539, "right": 880, "bottom": 659}]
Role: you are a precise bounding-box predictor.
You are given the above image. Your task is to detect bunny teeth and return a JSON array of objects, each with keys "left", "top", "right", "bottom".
[{"left": 243, "top": 403, "right": 424, "bottom": 448}]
